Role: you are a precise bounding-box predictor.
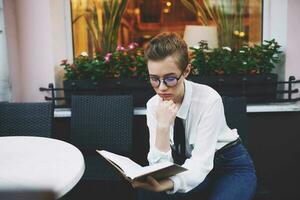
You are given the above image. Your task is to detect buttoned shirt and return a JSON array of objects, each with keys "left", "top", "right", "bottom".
[{"left": 146, "top": 80, "right": 239, "bottom": 193}]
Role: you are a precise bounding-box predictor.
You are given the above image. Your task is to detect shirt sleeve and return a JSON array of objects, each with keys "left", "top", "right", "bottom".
[
  {"left": 168, "top": 97, "right": 224, "bottom": 194},
  {"left": 146, "top": 101, "right": 173, "bottom": 165}
]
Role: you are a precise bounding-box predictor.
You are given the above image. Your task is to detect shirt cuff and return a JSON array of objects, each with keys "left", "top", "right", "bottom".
[
  {"left": 166, "top": 176, "right": 181, "bottom": 194},
  {"left": 147, "top": 146, "right": 173, "bottom": 164}
]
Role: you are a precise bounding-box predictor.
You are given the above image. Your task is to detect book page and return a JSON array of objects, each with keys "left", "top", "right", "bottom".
[{"left": 97, "top": 150, "right": 143, "bottom": 178}]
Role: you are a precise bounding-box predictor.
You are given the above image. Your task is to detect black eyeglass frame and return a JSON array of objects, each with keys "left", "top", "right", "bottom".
[{"left": 149, "top": 70, "right": 185, "bottom": 88}]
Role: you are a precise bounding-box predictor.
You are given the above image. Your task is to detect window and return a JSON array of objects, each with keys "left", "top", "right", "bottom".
[{"left": 70, "top": 0, "right": 262, "bottom": 57}]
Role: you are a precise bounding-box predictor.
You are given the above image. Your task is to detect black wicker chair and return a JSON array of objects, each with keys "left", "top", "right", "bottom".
[
  {"left": 69, "top": 95, "right": 134, "bottom": 199},
  {"left": 0, "top": 102, "right": 53, "bottom": 137},
  {"left": 222, "top": 96, "right": 247, "bottom": 144}
]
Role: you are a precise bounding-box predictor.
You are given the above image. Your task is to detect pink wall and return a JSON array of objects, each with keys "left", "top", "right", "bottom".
[
  {"left": 286, "top": 0, "right": 300, "bottom": 98},
  {"left": 4, "top": 0, "right": 21, "bottom": 101},
  {"left": 4, "top": 0, "right": 55, "bottom": 102}
]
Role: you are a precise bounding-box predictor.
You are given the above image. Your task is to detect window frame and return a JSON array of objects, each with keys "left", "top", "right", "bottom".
[{"left": 0, "top": 0, "right": 11, "bottom": 101}]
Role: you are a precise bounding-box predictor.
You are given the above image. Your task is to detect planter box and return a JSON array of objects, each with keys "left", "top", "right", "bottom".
[
  {"left": 63, "top": 79, "right": 155, "bottom": 107},
  {"left": 188, "top": 73, "right": 278, "bottom": 103}
]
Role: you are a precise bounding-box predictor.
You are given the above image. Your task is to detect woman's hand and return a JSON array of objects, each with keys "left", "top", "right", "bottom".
[
  {"left": 131, "top": 176, "right": 174, "bottom": 192},
  {"left": 156, "top": 98, "right": 179, "bottom": 128},
  {"left": 154, "top": 98, "right": 179, "bottom": 152}
]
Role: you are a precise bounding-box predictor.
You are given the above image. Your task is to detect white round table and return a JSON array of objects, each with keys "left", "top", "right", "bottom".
[{"left": 0, "top": 136, "right": 85, "bottom": 199}]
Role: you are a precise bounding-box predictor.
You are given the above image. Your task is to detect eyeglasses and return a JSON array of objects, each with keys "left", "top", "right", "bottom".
[{"left": 149, "top": 71, "right": 184, "bottom": 88}]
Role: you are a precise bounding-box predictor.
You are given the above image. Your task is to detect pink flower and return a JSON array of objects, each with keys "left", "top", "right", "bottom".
[
  {"left": 128, "top": 42, "right": 138, "bottom": 50},
  {"left": 128, "top": 66, "right": 137, "bottom": 72},
  {"left": 60, "top": 59, "right": 68, "bottom": 66},
  {"left": 116, "top": 45, "right": 125, "bottom": 51},
  {"left": 104, "top": 53, "right": 112, "bottom": 63}
]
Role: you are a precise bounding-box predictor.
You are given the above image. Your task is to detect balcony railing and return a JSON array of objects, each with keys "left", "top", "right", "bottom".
[{"left": 40, "top": 76, "right": 300, "bottom": 108}]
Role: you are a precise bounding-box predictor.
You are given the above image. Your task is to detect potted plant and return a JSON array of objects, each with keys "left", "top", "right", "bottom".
[
  {"left": 72, "top": 0, "right": 128, "bottom": 56},
  {"left": 60, "top": 43, "right": 154, "bottom": 106},
  {"left": 189, "top": 39, "right": 282, "bottom": 103},
  {"left": 62, "top": 0, "right": 156, "bottom": 107}
]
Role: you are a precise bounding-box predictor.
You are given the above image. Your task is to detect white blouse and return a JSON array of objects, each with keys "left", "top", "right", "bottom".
[{"left": 146, "top": 80, "right": 239, "bottom": 193}]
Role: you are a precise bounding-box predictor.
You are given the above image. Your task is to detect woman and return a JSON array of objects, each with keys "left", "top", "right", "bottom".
[{"left": 132, "top": 32, "right": 257, "bottom": 200}]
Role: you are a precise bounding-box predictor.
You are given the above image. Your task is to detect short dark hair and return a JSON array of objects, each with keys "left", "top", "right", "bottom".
[{"left": 144, "top": 32, "right": 188, "bottom": 71}]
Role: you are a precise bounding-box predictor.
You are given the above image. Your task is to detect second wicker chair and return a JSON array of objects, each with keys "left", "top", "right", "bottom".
[{"left": 70, "top": 95, "right": 134, "bottom": 199}]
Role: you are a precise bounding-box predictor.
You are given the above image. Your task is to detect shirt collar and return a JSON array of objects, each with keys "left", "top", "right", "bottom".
[{"left": 177, "top": 80, "right": 192, "bottom": 120}]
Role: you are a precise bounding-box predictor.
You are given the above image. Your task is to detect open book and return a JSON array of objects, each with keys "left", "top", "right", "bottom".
[{"left": 96, "top": 150, "right": 187, "bottom": 182}]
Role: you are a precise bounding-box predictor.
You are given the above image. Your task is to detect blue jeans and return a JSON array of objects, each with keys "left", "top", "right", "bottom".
[{"left": 136, "top": 143, "right": 257, "bottom": 200}]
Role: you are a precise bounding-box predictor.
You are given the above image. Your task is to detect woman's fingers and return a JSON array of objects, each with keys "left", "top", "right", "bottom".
[
  {"left": 146, "top": 176, "right": 159, "bottom": 186},
  {"left": 156, "top": 99, "right": 179, "bottom": 128},
  {"left": 131, "top": 176, "right": 161, "bottom": 192},
  {"left": 132, "top": 180, "right": 147, "bottom": 188}
]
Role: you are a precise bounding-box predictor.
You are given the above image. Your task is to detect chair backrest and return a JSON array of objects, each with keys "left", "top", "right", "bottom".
[
  {"left": 0, "top": 102, "right": 53, "bottom": 137},
  {"left": 70, "top": 95, "right": 133, "bottom": 155},
  {"left": 221, "top": 96, "right": 247, "bottom": 145}
]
